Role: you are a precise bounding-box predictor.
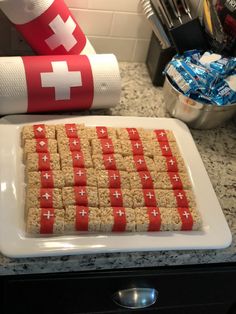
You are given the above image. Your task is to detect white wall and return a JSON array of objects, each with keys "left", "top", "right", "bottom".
[{"left": 0, "top": 0, "right": 204, "bottom": 61}]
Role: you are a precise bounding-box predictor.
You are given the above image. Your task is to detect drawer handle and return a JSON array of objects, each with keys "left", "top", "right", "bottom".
[{"left": 112, "top": 288, "right": 158, "bottom": 309}]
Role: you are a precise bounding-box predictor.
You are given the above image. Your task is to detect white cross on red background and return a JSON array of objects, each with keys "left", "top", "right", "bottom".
[
  {"left": 177, "top": 192, "right": 184, "bottom": 199},
  {"left": 134, "top": 142, "right": 141, "bottom": 149},
  {"left": 130, "top": 129, "right": 136, "bottom": 134},
  {"left": 76, "top": 170, "right": 84, "bottom": 176},
  {"left": 36, "top": 126, "right": 43, "bottom": 133},
  {"left": 100, "top": 128, "right": 106, "bottom": 134},
  {"left": 105, "top": 142, "right": 112, "bottom": 149},
  {"left": 116, "top": 209, "right": 124, "bottom": 217},
  {"left": 79, "top": 189, "right": 86, "bottom": 196},
  {"left": 159, "top": 131, "right": 165, "bottom": 137},
  {"left": 42, "top": 155, "right": 48, "bottom": 162},
  {"left": 43, "top": 173, "right": 51, "bottom": 180},
  {"left": 111, "top": 174, "right": 119, "bottom": 180},
  {"left": 68, "top": 127, "right": 75, "bottom": 133},
  {"left": 137, "top": 159, "right": 144, "bottom": 165},
  {"left": 172, "top": 175, "right": 179, "bottom": 181},
  {"left": 74, "top": 154, "right": 81, "bottom": 160},
  {"left": 107, "top": 157, "right": 113, "bottom": 163},
  {"left": 143, "top": 174, "right": 150, "bottom": 181},
  {"left": 39, "top": 140, "right": 46, "bottom": 147},
  {"left": 169, "top": 159, "right": 175, "bottom": 165},
  {"left": 183, "top": 211, "right": 190, "bottom": 219},
  {"left": 45, "top": 15, "right": 77, "bottom": 51},
  {"left": 43, "top": 211, "right": 54, "bottom": 220},
  {"left": 72, "top": 139, "right": 79, "bottom": 146},
  {"left": 42, "top": 192, "right": 51, "bottom": 200},
  {"left": 113, "top": 191, "right": 121, "bottom": 199},
  {"left": 151, "top": 210, "right": 158, "bottom": 217},
  {"left": 146, "top": 192, "right": 154, "bottom": 199},
  {"left": 40, "top": 61, "right": 82, "bottom": 101},
  {"left": 162, "top": 145, "right": 169, "bottom": 151},
  {"left": 79, "top": 209, "right": 87, "bottom": 217}
]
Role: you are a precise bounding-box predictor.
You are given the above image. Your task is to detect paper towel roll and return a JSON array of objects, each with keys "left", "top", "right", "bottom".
[
  {"left": 0, "top": 54, "right": 121, "bottom": 115},
  {"left": 0, "top": 0, "right": 95, "bottom": 55}
]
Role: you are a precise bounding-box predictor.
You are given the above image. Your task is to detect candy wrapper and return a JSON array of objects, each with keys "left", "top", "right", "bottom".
[{"left": 165, "top": 50, "right": 236, "bottom": 106}]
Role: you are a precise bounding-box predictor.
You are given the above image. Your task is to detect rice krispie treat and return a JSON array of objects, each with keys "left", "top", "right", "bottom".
[
  {"left": 62, "top": 186, "right": 98, "bottom": 207},
  {"left": 92, "top": 154, "right": 126, "bottom": 171},
  {"left": 22, "top": 124, "right": 55, "bottom": 144},
  {"left": 97, "top": 170, "right": 130, "bottom": 189},
  {"left": 79, "top": 126, "right": 117, "bottom": 140},
  {"left": 151, "top": 129, "right": 176, "bottom": 142},
  {"left": 60, "top": 150, "right": 93, "bottom": 169},
  {"left": 26, "top": 153, "right": 60, "bottom": 172},
  {"left": 56, "top": 123, "right": 84, "bottom": 138},
  {"left": 129, "top": 171, "right": 191, "bottom": 190},
  {"left": 153, "top": 141, "right": 180, "bottom": 157},
  {"left": 65, "top": 205, "right": 101, "bottom": 232},
  {"left": 132, "top": 189, "right": 196, "bottom": 208},
  {"left": 121, "top": 140, "right": 154, "bottom": 157},
  {"left": 26, "top": 208, "right": 64, "bottom": 234},
  {"left": 91, "top": 138, "right": 122, "bottom": 155},
  {"left": 27, "top": 170, "right": 64, "bottom": 188},
  {"left": 116, "top": 127, "right": 153, "bottom": 141},
  {"left": 100, "top": 207, "right": 135, "bottom": 232},
  {"left": 57, "top": 137, "right": 90, "bottom": 154},
  {"left": 135, "top": 207, "right": 201, "bottom": 232},
  {"left": 26, "top": 188, "right": 63, "bottom": 210},
  {"left": 98, "top": 188, "right": 133, "bottom": 207},
  {"left": 124, "top": 155, "right": 156, "bottom": 172},
  {"left": 154, "top": 156, "right": 187, "bottom": 172},
  {"left": 62, "top": 167, "right": 97, "bottom": 187},
  {"left": 24, "top": 139, "right": 57, "bottom": 158}
]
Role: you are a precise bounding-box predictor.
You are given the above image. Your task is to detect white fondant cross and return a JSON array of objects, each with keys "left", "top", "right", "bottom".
[
  {"left": 129, "top": 129, "right": 137, "bottom": 134},
  {"left": 172, "top": 175, "right": 179, "bottom": 181},
  {"left": 107, "top": 156, "right": 113, "bottom": 163},
  {"left": 169, "top": 159, "right": 175, "bottom": 166},
  {"left": 100, "top": 128, "right": 106, "bottom": 134},
  {"left": 76, "top": 170, "right": 84, "bottom": 177},
  {"left": 183, "top": 211, "right": 190, "bottom": 219},
  {"left": 42, "top": 155, "right": 48, "bottom": 162},
  {"left": 79, "top": 189, "right": 86, "bottom": 196},
  {"left": 74, "top": 153, "right": 81, "bottom": 160},
  {"left": 43, "top": 211, "right": 54, "bottom": 220},
  {"left": 45, "top": 15, "right": 77, "bottom": 51},
  {"left": 162, "top": 145, "right": 169, "bottom": 151},
  {"left": 72, "top": 139, "right": 79, "bottom": 146},
  {"left": 143, "top": 174, "right": 150, "bottom": 181},
  {"left": 105, "top": 142, "right": 112, "bottom": 149},
  {"left": 39, "top": 140, "right": 46, "bottom": 147},
  {"left": 146, "top": 192, "right": 154, "bottom": 199},
  {"left": 42, "top": 192, "right": 51, "bottom": 200},
  {"left": 79, "top": 209, "right": 87, "bottom": 217},
  {"left": 43, "top": 173, "right": 51, "bottom": 180},
  {"left": 159, "top": 131, "right": 165, "bottom": 137},
  {"left": 113, "top": 191, "right": 121, "bottom": 199},
  {"left": 151, "top": 210, "right": 158, "bottom": 217},
  {"left": 36, "top": 126, "right": 43, "bottom": 133},
  {"left": 116, "top": 209, "right": 124, "bottom": 217},
  {"left": 134, "top": 142, "right": 141, "bottom": 149},
  {"left": 111, "top": 174, "right": 119, "bottom": 180},
  {"left": 137, "top": 159, "right": 144, "bottom": 165},
  {"left": 177, "top": 192, "right": 184, "bottom": 199},
  {"left": 41, "top": 61, "right": 82, "bottom": 101},
  {"left": 68, "top": 127, "right": 75, "bottom": 133}
]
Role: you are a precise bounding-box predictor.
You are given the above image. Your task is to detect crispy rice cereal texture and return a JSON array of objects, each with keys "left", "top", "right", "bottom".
[
  {"left": 65, "top": 206, "right": 101, "bottom": 232},
  {"left": 121, "top": 140, "right": 154, "bottom": 157},
  {"left": 26, "top": 188, "right": 63, "bottom": 210},
  {"left": 27, "top": 171, "right": 65, "bottom": 188},
  {"left": 124, "top": 156, "right": 156, "bottom": 172},
  {"left": 60, "top": 151, "right": 93, "bottom": 169},
  {"left": 26, "top": 208, "right": 64, "bottom": 234},
  {"left": 100, "top": 207, "right": 136, "bottom": 232},
  {"left": 57, "top": 137, "right": 90, "bottom": 155},
  {"left": 56, "top": 124, "right": 85, "bottom": 138},
  {"left": 98, "top": 189, "right": 133, "bottom": 207},
  {"left": 91, "top": 139, "right": 122, "bottom": 155},
  {"left": 26, "top": 153, "right": 60, "bottom": 172},
  {"left": 62, "top": 187, "right": 99, "bottom": 207},
  {"left": 150, "top": 129, "right": 176, "bottom": 141},
  {"left": 62, "top": 167, "right": 97, "bottom": 187},
  {"left": 153, "top": 141, "right": 180, "bottom": 156},
  {"left": 79, "top": 126, "right": 117, "bottom": 140},
  {"left": 96, "top": 170, "right": 130, "bottom": 189},
  {"left": 92, "top": 154, "right": 126, "bottom": 170},
  {"left": 22, "top": 125, "right": 55, "bottom": 144},
  {"left": 154, "top": 156, "right": 187, "bottom": 172},
  {"left": 116, "top": 128, "right": 153, "bottom": 141},
  {"left": 24, "top": 139, "right": 58, "bottom": 156}
]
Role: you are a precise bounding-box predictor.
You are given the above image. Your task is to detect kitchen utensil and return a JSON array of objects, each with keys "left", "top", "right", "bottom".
[
  {"left": 141, "top": 0, "right": 171, "bottom": 49},
  {"left": 152, "top": 0, "right": 174, "bottom": 28},
  {"left": 180, "top": 0, "right": 192, "bottom": 19},
  {"left": 168, "top": 0, "right": 183, "bottom": 24},
  {"left": 163, "top": 76, "right": 236, "bottom": 129}
]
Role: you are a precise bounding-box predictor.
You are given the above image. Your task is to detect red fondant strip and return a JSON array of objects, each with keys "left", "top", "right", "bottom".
[
  {"left": 102, "top": 154, "right": 117, "bottom": 170},
  {"left": 40, "top": 208, "right": 55, "bottom": 234},
  {"left": 126, "top": 128, "right": 140, "bottom": 140},
  {"left": 73, "top": 168, "right": 87, "bottom": 186},
  {"left": 112, "top": 207, "right": 126, "bottom": 232},
  {"left": 69, "top": 138, "right": 81, "bottom": 151},
  {"left": 96, "top": 127, "right": 108, "bottom": 139},
  {"left": 133, "top": 156, "right": 148, "bottom": 171},
  {"left": 74, "top": 186, "right": 88, "bottom": 206},
  {"left": 38, "top": 153, "right": 51, "bottom": 171},
  {"left": 168, "top": 172, "right": 183, "bottom": 190},
  {"left": 65, "top": 124, "right": 77, "bottom": 138},
  {"left": 71, "top": 151, "right": 85, "bottom": 168},
  {"left": 40, "top": 171, "right": 54, "bottom": 188},
  {"left": 100, "top": 139, "right": 114, "bottom": 154},
  {"left": 33, "top": 124, "right": 46, "bottom": 138},
  {"left": 109, "top": 189, "right": 123, "bottom": 207},
  {"left": 36, "top": 138, "right": 49, "bottom": 153},
  {"left": 138, "top": 171, "right": 154, "bottom": 189},
  {"left": 75, "top": 206, "right": 89, "bottom": 231},
  {"left": 143, "top": 189, "right": 157, "bottom": 207},
  {"left": 107, "top": 170, "right": 121, "bottom": 188},
  {"left": 159, "top": 142, "right": 173, "bottom": 157},
  {"left": 40, "top": 188, "right": 53, "bottom": 208},
  {"left": 147, "top": 207, "right": 161, "bottom": 231},
  {"left": 154, "top": 129, "right": 168, "bottom": 142},
  {"left": 174, "top": 190, "right": 189, "bottom": 207},
  {"left": 131, "top": 140, "right": 144, "bottom": 155},
  {"left": 177, "top": 207, "right": 193, "bottom": 230},
  {"left": 165, "top": 156, "right": 178, "bottom": 172}
]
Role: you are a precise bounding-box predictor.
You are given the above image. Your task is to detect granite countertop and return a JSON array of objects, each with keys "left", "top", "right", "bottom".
[{"left": 0, "top": 62, "right": 235, "bottom": 276}]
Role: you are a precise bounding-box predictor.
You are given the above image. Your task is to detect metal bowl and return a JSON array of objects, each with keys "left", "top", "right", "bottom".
[{"left": 163, "top": 76, "right": 236, "bottom": 129}]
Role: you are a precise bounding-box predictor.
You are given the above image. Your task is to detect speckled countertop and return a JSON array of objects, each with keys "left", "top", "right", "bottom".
[{"left": 0, "top": 63, "right": 235, "bottom": 276}]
